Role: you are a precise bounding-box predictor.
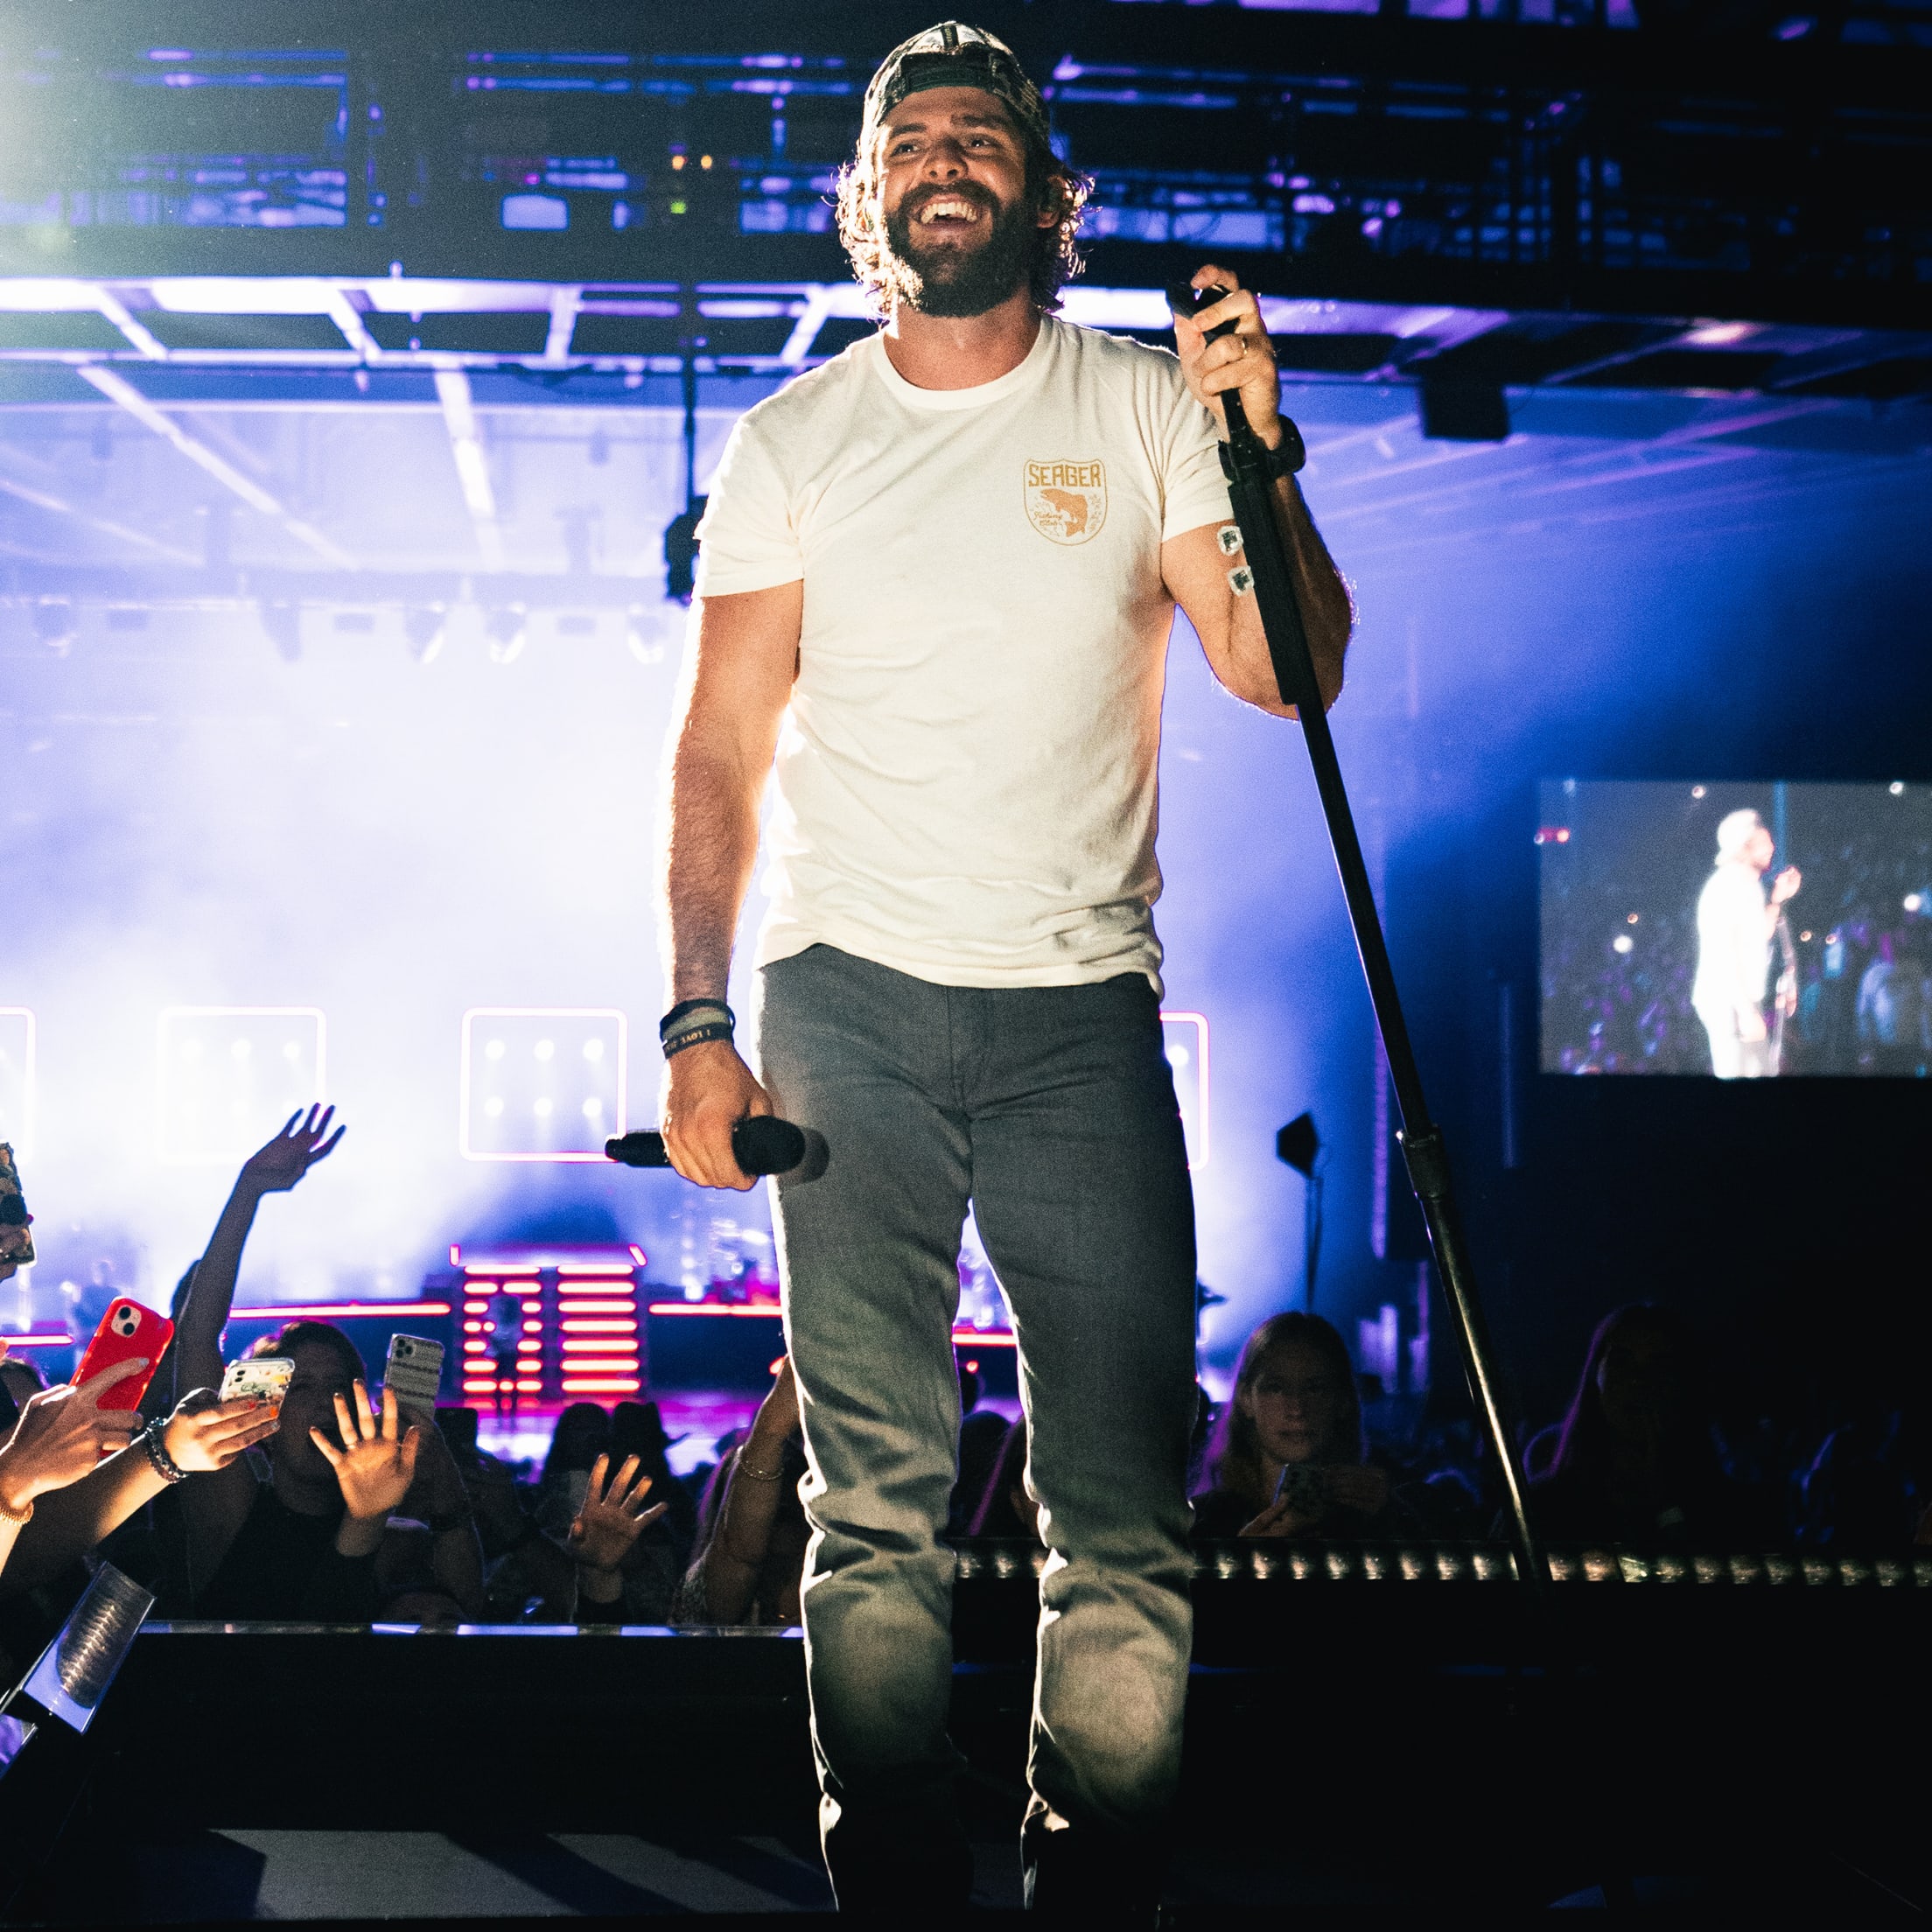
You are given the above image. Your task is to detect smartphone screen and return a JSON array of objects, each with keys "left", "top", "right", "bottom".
[
  {"left": 383, "top": 1334, "right": 445, "bottom": 1419},
  {"left": 0, "top": 1144, "right": 33, "bottom": 1270},
  {"left": 72, "top": 1299, "right": 173, "bottom": 1414}
]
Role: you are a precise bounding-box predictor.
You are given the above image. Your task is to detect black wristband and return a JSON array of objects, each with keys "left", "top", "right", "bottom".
[
  {"left": 1219, "top": 419, "right": 1306, "bottom": 480},
  {"left": 660, "top": 998, "right": 734, "bottom": 1042},
  {"left": 663, "top": 1020, "right": 736, "bottom": 1059}
]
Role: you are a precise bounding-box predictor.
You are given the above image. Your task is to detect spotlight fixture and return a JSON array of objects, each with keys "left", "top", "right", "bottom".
[
  {"left": 259, "top": 600, "right": 302, "bottom": 663},
  {"left": 485, "top": 604, "right": 527, "bottom": 664},
  {"left": 31, "top": 599, "right": 77, "bottom": 652},
  {"left": 403, "top": 605, "right": 447, "bottom": 665},
  {"left": 1276, "top": 1112, "right": 1320, "bottom": 1177}
]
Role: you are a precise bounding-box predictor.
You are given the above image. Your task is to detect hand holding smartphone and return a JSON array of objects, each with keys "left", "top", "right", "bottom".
[
  {"left": 220, "top": 1357, "right": 294, "bottom": 1411},
  {"left": 73, "top": 1300, "right": 174, "bottom": 1416},
  {"left": 382, "top": 1334, "right": 445, "bottom": 1423}
]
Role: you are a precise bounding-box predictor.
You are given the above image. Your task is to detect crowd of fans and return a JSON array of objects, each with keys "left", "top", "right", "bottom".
[{"left": 0, "top": 1111, "right": 1926, "bottom": 1684}]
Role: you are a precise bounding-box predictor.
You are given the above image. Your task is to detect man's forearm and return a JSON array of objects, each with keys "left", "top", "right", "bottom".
[
  {"left": 5, "top": 1451, "right": 165, "bottom": 1595},
  {"left": 1272, "top": 476, "right": 1353, "bottom": 708},
  {"left": 658, "top": 738, "right": 765, "bottom": 1002},
  {"left": 1215, "top": 477, "right": 1351, "bottom": 717}
]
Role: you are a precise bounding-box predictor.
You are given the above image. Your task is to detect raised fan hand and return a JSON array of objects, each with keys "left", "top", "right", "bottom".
[
  {"left": 567, "top": 1452, "right": 670, "bottom": 1574},
  {"left": 237, "top": 1105, "right": 346, "bottom": 1197},
  {"left": 311, "top": 1379, "right": 420, "bottom": 1523}
]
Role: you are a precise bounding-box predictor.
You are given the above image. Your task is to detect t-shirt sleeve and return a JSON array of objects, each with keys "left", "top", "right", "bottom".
[
  {"left": 1156, "top": 365, "right": 1235, "bottom": 543},
  {"left": 692, "top": 411, "right": 804, "bottom": 598}
]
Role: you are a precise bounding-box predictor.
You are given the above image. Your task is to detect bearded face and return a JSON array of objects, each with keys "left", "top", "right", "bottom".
[{"left": 879, "top": 175, "right": 1040, "bottom": 318}]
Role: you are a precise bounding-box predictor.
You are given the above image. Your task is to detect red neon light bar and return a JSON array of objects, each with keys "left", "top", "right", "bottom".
[
  {"left": 451, "top": 1242, "right": 645, "bottom": 1273},
  {"left": 228, "top": 1302, "right": 452, "bottom": 1321},
  {"left": 1, "top": 1332, "right": 77, "bottom": 1348},
  {"left": 647, "top": 1303, "right": 782, "bottom": 1317}
]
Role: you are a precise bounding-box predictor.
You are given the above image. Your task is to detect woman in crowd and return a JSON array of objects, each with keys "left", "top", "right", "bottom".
[
  {"left": 1528, "top": 1302, "right": 1775, "bottom": 1549},
  {"left": 1193, "top": 1312, "right": 1409, "bottom": 1540},
  {"left": 673, "top": 1358, "right": 807, "bottom": 1626},
  {"left": 584, "top": 1401, "right": 691, "bottom": 1621},
  {"left": 0, "top": 1135, "right": 286, "bottom": 1608},
  {"left": 160, "top": 1109, "right": 486, "bottom": 1620}
]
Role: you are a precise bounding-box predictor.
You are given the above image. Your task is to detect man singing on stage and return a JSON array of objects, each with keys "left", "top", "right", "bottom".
[
  {"left": 1693, "top": 808, "right": 1801, "bottom": 1079},
  {"left": 654, "top": 22, "right": 1350, "bottom": 1913}
]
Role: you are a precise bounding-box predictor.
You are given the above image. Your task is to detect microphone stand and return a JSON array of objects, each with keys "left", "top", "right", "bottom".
[{"left": 1210, "top": 350, "right": 1544, "bottom": 1591}]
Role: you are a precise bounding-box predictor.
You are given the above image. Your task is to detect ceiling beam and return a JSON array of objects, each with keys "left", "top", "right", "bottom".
[
  {"left": 432, "top": 368, "right": 506, "bottom": 572},
  {"left": 74, "top": 366, "right": 355, "bottom": 570},
  {"left": 0, "top": 472, "right": 200, "bottom": 565}
]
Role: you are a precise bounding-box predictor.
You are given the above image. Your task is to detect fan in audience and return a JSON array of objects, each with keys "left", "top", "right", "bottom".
[
  {"left": 673, "top": 1359, "right": 807, "bottom": 1626},
  {"left": 1193, "top": 1312, "right": 1411, "bottom": 1540},
  {"left": 0, "top": 1342, "right": 274, "bottom": 1600},
  {"left": 570, "top": 1452, "right": 673, "bottom": 1624},
  {"left": 159, "top": 1110, "right": 485, "bottom": 1620},
  {"left": 1525, "top": 1303, "right": 1778, "bottom": 1550},
  {"left": 584, "top": 1401, "right": 692, "bottom": 1620},
  {"left": 536, "top": 1402, "right": 613, "bottom": 1539}
]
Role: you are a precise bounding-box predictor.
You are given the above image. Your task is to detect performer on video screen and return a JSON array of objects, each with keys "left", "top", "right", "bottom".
[
  {"left": 652, "top": 22, "right": 1350, "bottom": 1915},
  {"left": 1692, "top": 808, "right": 1801, "bottom": 1079}
]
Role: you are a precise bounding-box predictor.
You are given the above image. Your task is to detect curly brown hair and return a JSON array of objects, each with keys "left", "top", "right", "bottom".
[{"left": 835, "top": 116, "right": 1092, "bottom": 318}]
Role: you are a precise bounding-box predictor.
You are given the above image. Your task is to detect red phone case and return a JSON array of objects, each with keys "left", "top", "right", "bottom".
[{"left": 73, "top": 1299, "right": 174, "bottom": 1413}]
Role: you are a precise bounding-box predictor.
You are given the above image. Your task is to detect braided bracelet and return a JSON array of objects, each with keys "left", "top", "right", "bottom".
[{"left": 140, "top": 1419, "right": 189, "bottom": 1486}]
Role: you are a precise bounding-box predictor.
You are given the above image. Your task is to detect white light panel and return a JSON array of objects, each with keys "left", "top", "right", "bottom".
[
  {"left": 459, "top": 1008, "right": 626, "bottom": 1163},
  {"left": 157, "top": 1007, "right": 326, "bottom": 1166}
]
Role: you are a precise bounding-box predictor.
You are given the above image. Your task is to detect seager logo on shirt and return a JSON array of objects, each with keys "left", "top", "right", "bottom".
[{"left": 1022, "top": 458, "right": 1107, "bottom": 545}]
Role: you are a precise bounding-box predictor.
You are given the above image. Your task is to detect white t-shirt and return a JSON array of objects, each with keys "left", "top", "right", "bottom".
[
  {"left": 694, "top": 315, "right": 1232, "bottom": 993},
  {"left": 1692, "top": 863, "right": 1769, "bottom": 1018}
]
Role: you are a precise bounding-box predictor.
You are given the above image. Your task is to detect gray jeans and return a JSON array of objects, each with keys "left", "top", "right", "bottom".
[{"left": 754, "top": 944, "right": 1198, "bottom": 1911}]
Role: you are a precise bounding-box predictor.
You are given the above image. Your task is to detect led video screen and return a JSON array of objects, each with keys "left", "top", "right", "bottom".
[{"left": 1540, "top": 780, "right": 1931, "bottom": 1077}]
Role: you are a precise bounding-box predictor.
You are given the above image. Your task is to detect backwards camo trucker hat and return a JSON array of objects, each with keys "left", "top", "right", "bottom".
[{"left": 861, "top": 22, "right": 1051, "bottom": 151}]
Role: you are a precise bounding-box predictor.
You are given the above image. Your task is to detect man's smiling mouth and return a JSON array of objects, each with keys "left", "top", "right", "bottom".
[{"left": 914, "top": 195, "right": 983, "bottom": 226}]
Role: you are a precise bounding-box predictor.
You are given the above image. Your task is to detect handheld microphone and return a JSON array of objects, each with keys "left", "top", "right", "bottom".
[{"left": 605, "top": 1116, "right": 808, "bottom": 1178}]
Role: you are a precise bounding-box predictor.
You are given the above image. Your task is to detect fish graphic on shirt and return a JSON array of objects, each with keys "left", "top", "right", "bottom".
[{"left": 1023, "top": 459, "right": 1108, "bottom": 545}]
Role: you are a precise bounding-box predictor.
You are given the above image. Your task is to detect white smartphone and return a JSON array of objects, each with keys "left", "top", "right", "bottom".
[
  {"left": 220, "top": 1357, "right": 294, "bottom": 1409},
  {"left": 382, "top": 1334, "right": 445, "bottom": 1419}
]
